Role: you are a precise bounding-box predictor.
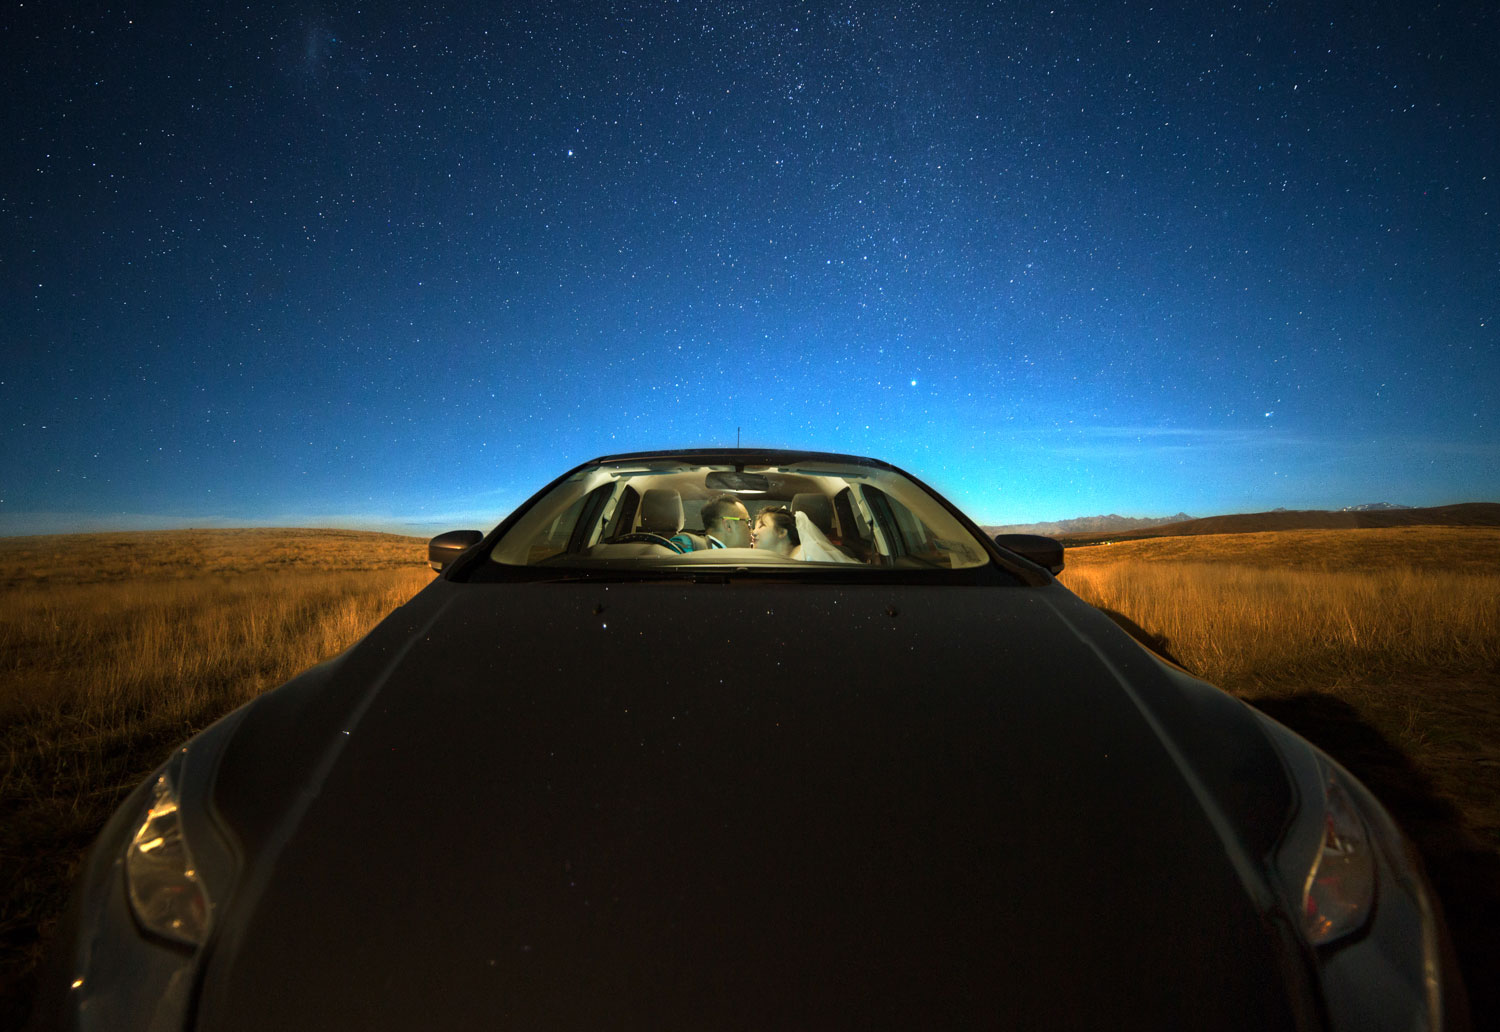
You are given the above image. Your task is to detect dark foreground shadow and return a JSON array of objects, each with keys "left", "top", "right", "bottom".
[
  {"left": 1250, "top": 693, "right": 1498, "bottom": 1031},
  {"left": 1097, "top": 607, "right": 1185, "bottom": 667}
]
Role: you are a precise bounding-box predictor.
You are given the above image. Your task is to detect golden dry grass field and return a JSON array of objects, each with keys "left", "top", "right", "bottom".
[{"left": 2, "top": 525, "right": 1498, "bottom": 1025}]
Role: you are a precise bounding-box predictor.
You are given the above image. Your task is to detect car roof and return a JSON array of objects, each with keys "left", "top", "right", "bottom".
[{"left": 584, "top": 447, "right": 900, "bottom": 471}]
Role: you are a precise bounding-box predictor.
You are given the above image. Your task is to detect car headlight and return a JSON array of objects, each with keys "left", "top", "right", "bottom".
[
  {"left": 125, "top": 767, "right": 212, "bottom": 947},
  {"left": 1258, "top": 719, "right": 1465, "bottom": 1032},
  {"left": 1298, "top": 767, "right": 1377, "bottom": 947},
  {"left": 1272, "top": 749, "right": 1382, "bottom": 951},
  {"left": 36, "top": 711, "right": 247, "bottom": 1032}
]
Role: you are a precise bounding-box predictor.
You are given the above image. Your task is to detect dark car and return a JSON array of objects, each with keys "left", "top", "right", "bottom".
[{"left": 34, "top": 449, "right": 1467, "bottom": 1030}]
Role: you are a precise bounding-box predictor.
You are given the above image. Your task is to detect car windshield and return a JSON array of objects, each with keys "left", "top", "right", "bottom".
[{"left": 486, "top": 457, "right": 992, "bottom": 571}]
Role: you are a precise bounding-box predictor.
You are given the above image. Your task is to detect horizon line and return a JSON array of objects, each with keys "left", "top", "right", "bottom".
[{"left": 4, "top": 499, "right": 1499, "bottom": 540}]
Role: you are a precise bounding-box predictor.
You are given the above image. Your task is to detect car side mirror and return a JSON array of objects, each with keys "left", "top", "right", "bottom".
[
  {"left": 993, "top": 533, "right": 1065, "bottom": 575},
  {"left": 429, "top": 530, "right": 484, "bottom": 572}
]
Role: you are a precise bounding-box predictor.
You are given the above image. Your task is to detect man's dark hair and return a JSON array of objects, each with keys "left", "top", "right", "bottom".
[
  {"left": 700, "top": 493, "right": 742, "bottom": 529},
  {"left": 755, "top": 505, "right": 799, "bottom": 545}
]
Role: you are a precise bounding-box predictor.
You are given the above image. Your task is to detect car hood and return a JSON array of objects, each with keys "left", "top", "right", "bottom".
[{"left": 199, "top": 580, "right": 1302, "bottom": 1030}]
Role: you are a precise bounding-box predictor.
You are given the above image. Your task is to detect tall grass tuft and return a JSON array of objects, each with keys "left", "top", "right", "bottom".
[
  {"left": 1059, "top": 561, "right": 1500, "bottom": 690},
  {"left": 1, "top": 570, "right": 432, "bottom": 724}
]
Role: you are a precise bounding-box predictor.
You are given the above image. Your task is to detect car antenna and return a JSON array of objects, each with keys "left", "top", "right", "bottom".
[{"left": 737, "top": 426, "right": 741, "bottom": 448}]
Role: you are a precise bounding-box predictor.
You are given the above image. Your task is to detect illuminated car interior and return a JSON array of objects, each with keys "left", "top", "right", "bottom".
[{"left": 486, "top": 459, "right": 991, "bottom": 569}]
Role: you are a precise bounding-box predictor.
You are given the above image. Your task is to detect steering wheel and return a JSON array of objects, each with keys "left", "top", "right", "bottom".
[{"left": 612, "top": 532, "right": 684, "bottom": 553}]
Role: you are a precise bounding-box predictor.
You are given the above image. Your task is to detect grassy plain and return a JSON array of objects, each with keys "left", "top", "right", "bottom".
[{"left": 2, "top": 525, "right": 1498, "bottom": 1025}]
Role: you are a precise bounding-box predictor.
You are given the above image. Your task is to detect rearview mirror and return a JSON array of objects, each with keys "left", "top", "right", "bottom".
[
  {"left": 429, "top": 530, "right": 483, "bottom": 572},
  {"left": 993, "top": 533, "right": 1064, "bottom": 575}
]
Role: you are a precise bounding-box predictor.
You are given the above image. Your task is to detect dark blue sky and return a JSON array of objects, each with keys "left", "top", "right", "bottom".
[{"left": 4, "top": 1, "right": 1496, "bottom": 535}]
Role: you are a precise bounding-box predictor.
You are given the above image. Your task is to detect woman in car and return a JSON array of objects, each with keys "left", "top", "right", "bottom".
[{"left": 750, "top": 506, "right": 801, "bottom": 559}]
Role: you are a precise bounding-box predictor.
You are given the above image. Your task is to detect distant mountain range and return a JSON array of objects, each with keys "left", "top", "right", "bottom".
[
  {"left": 985, "top": 513, "right": 1195, "bottom": 536},
  {"left": 982, "top": 502, "right": 1500, "bottom": 543},
  {"left": 1269, "top": 502, "right": 1415, "bottom": 513}
]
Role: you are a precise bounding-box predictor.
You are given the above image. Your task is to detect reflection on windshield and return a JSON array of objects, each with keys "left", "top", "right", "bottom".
[{"left": 488, "top": 460, "right": 990, "bottom": 570}]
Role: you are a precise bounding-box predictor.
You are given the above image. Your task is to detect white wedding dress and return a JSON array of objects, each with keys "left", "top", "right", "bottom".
[{"left": 794, "top": 510, "right": 861, "bottom": 563}]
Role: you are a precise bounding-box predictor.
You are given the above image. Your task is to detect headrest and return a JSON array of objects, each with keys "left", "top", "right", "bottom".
[
  {"left": 790, "top": 492, "right": 835, "bottom": 536},
  {"left": 638, "top": 489, "right": 685, "bottom": 534}
]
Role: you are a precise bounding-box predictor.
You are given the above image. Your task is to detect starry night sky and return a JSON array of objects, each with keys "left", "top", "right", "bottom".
[{"left": 4, "top": 1, "right": 1497, "bottom": 536}]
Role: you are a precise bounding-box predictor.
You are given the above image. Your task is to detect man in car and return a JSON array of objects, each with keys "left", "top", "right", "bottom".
[{"left": 670, "top": 493, "right": 752, "bottom": 551}]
